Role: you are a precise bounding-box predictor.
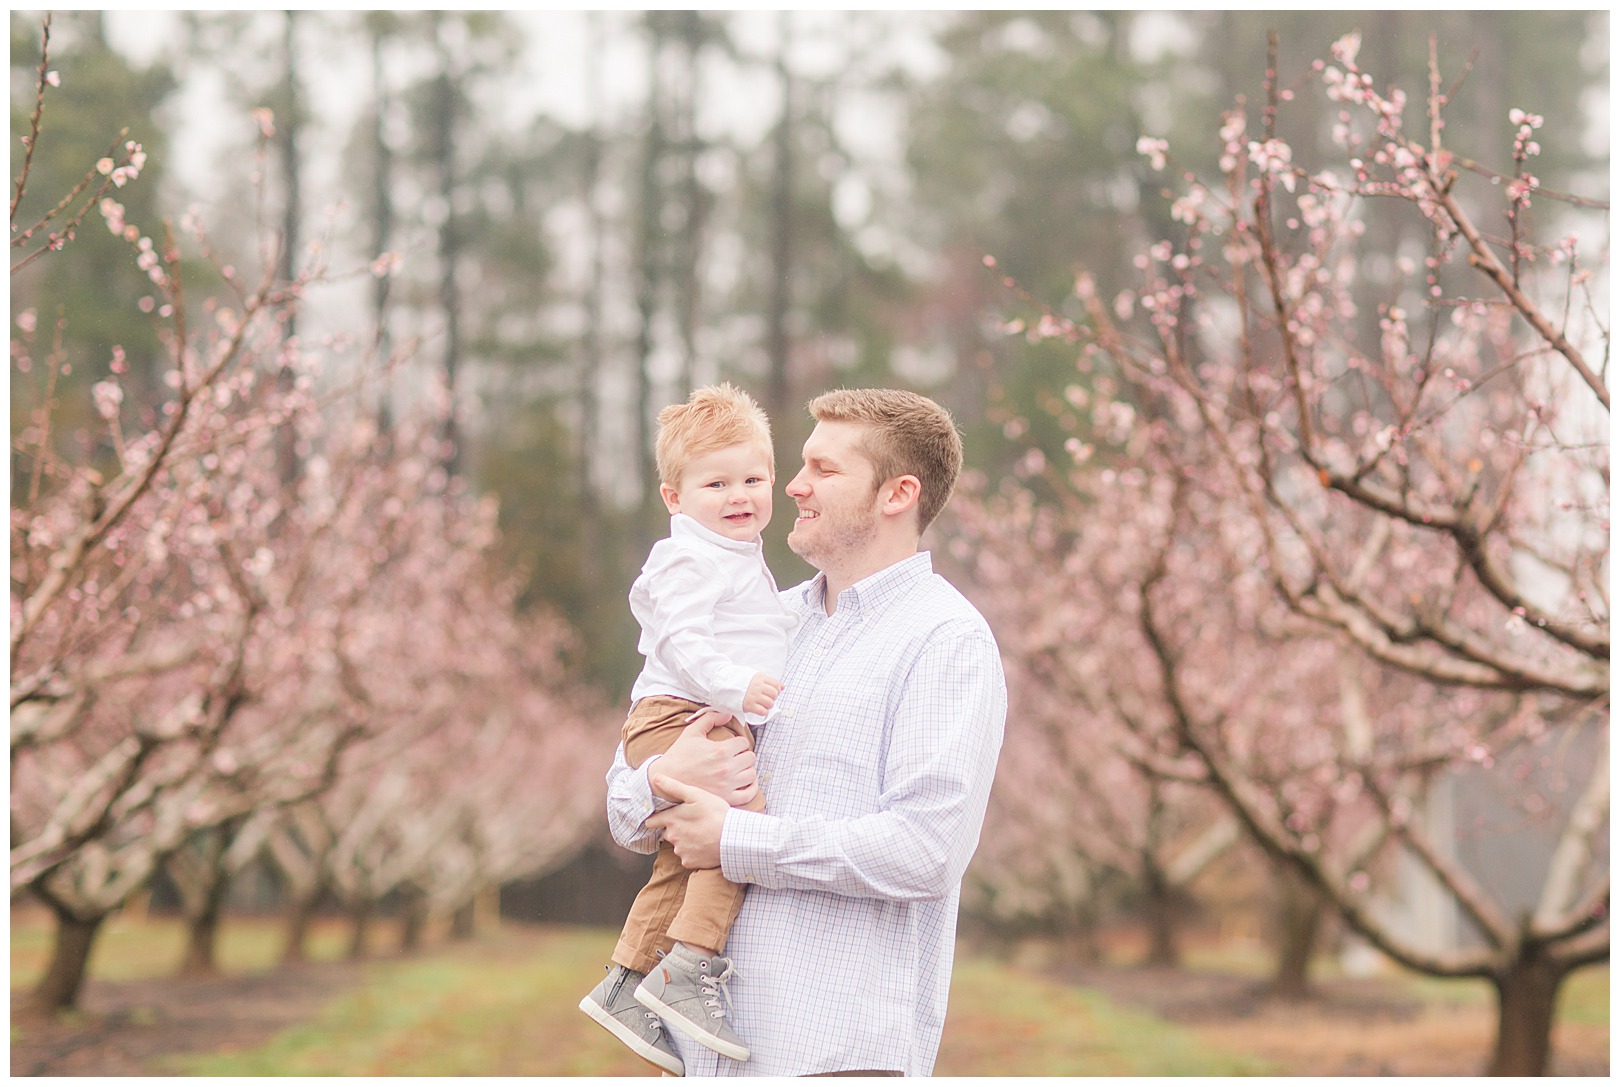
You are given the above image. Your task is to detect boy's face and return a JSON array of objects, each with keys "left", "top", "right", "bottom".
[{"left": 660, "top": 442, "right": 775, "bottom": 542}]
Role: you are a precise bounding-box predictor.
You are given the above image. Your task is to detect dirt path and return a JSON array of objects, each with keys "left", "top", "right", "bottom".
[{"left": 10, "top": 958, "right": 362, "bottom": 1076}]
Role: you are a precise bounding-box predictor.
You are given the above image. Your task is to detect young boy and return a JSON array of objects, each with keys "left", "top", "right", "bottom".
[{"left": 579, "top": 383, "right": 798, "bottom": 1076}]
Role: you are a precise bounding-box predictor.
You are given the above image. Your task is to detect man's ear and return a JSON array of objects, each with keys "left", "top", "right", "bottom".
[{"left": 879, "top": 475, "right": 921, "bottom": 520}]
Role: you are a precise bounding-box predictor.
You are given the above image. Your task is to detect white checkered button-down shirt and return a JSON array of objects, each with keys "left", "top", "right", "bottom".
[{"left": 605, "top": 551, "right": 1007, "bottom": 1076}]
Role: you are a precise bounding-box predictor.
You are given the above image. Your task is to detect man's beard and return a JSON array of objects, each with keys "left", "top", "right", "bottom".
[{"left": 788, "top": 501, "right": 879, "bottom": 570}]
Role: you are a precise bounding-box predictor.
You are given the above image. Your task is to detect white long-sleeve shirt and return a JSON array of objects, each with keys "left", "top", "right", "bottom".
[
  {"left": 629, "top": 513, "right": 800, "bottom": 725},
  {"left": 606, "top": 551, "right": 1007, "bottom": 1076}
]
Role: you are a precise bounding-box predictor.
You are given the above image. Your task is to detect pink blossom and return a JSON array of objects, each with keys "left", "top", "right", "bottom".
[
  {"left": 1331, "top": 31, "right": 1362, "bottom": 66},
  {"left": 1135, "top": 135, "right": 1169, "bottom": 171}
]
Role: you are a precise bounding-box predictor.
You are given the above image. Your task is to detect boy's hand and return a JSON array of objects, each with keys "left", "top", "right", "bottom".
[{"left": 743, "top": 672, "right": 783, "bottom": 717}]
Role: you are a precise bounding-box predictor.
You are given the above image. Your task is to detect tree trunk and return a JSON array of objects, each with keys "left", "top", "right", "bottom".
[
  {"left": 275, "top": 9, "right": 303, "bottom": 485},
  {"left": 368, "top": 18, "right": 395, "bottom": 434},
  {"left": 26, "top": 905, "right": 106, "bottom": 1018},
  {"left": 1139, "top": 860, "right": 1180, "bottom": 968},
  {"left": 177, "top": 867, "right": 230, "bottom": 977},
  {"left": 1486, "top": 946, "right": 1564, "bottom": 1076},
  {"left": 398, "top": 883, "right": 429, "bottom": 952},
  {"left": 764, "top": 12, "right": 794, "bottom": 424},
  {"left": 450, "top": 896, "right": 477, "bottom": 940},
  {"left": 672, "top": 11, "right": 704, "bottom": 395},
  {"left": 633, "top": 19, "right": 667, "bottom": 521},
  {"left": 1065, "top": 896, "right": 1104, "bottom": 966},
  {"left": 431, "top": 14, "right": 462, "bottom": 477},
  {"left": 1265, "top": 861, "right": 1327, "bottom": 999},
  {"left": 576, "top": 11, "right": 605, "bottom": 588},
  {"left": 280, "top": 882, "right": 323, "bottom": 966},
  {"left": 347, "top": 899, "right": 373, "bottom": 960}
]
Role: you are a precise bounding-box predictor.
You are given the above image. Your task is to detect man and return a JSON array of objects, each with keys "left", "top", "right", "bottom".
[{"left": 603, "top": 388, "right": 1007, "bottom": 1077}]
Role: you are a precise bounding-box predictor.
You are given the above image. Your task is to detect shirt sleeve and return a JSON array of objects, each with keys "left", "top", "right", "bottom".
[
  {"left": 641, "top": 545, "right": 759, "bottom": 720},
  {"left": 718, "top": 628, "right": 1006, "bottom": 900},
  {"left": 604, "top": 743, "right": 671, "bottom": 855}
]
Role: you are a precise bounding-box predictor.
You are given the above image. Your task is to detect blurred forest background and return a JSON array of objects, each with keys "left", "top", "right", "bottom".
[{"left": 10, "top": 9, "right": 1609, "bottom": 1078}]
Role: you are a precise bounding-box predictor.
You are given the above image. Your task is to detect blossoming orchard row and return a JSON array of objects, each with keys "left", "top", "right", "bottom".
[
  {"left": 957, "top": 33, "right": 1606, "bottom": 1078},
  {"left": 11, "top": 40, "right": 610, "bottom": 1016}
]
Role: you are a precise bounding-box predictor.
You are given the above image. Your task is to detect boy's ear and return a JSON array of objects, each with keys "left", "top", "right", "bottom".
[{"left": 659, "top": 483, "right": 682, "bottom": 515}]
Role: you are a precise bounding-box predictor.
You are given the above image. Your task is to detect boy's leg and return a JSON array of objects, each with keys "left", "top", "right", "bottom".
[
  {"left": 610, "top": 696, "right": 709, "bottom": 974},
  {"left": 612, "top": 844, "right": 685, "bottom": 974},
  {"left": 665, "top": 717, "right": 765, "bottom": 953},
  {"left": 583, "top": 696, "right": 710, "bottom": 1075},
  {"left": 633, "top": 716, "right": 762, "bottom": 1062}
]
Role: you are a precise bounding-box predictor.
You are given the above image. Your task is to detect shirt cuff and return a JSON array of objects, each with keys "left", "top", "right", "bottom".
[
  {"left": 637, "top": 753, "right": 678, "bottom": 813},
  {"left": 719, "top": 806, "right": 780, "bottom": 887},
  {"left": 707, "top": 663, "right": 769, "bottom": 724}
]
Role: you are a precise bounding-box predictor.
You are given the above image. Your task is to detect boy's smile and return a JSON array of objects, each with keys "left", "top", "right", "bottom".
[{"left": 660, "top": 442, "right": 775, "bottom": 543}]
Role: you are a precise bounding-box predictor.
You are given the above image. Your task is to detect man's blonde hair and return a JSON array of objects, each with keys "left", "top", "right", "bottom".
[
  {"left": 655, "top": 382, "right": 775, "bottom": 489},
  {"left": 807, "top": 388, "right": 963, "bottom": 532}
]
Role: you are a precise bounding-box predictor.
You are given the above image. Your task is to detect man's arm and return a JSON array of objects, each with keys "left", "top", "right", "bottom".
[
  {"left": 605, "top": 711, "right": 761, "bottom": 853},
  {"left": 658, "top": 629, "right": 1007, "bottom": 898}
]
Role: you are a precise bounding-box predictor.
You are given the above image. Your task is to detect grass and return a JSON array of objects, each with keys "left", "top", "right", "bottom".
[
  {"left": 940, "top": 956, "right": 1276, "bottom": 1075},
  {"left": 164, "top": 928, "right": 655, "bottom": 1077},
  {"left": 12, "top": 911, "right": 1278, "bottom": 1076},
  {"left": 165, "top": 926, "right": 1272, "bottom": 1077},
  {"left": 11, "top": 911, "right": 1608, "bottom": 1076}
]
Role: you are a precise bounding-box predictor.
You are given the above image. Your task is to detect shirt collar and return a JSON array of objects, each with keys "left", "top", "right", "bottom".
[
  {"left": 669, "top": 512, "right": 764, "bottom": 555},
  {"left": 794, "top": 551, "right": 933, "bottom": 617}
]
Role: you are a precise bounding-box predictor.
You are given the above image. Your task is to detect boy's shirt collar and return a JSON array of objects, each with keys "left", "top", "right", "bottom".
[{"left": 669, "top": 512, "right": 765, "bottom": 555}]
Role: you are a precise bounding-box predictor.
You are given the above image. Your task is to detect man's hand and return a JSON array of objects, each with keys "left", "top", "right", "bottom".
[
  {"left": 651, "top": 710, "right": 759, "bottom": 807},
  {"left": 645, "top": 775, "right": 728, "bottom": 870}
]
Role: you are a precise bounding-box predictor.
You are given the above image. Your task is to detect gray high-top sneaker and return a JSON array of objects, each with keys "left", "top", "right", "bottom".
[
  {"left": 579, "top": 964, "right": 685, "bottom": 1075},
  {"left": 633, "top": 944, "right": 749, "bottom": 1061}
]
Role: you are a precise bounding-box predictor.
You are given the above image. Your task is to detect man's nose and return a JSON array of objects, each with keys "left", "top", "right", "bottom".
[{"left": 786, "top": 469, "right": 809, "bottom": 497}]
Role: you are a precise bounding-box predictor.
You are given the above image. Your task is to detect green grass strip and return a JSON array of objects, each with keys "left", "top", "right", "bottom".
[{"left": 940, "top": 956, "right": 1278, "bottom": 1076}]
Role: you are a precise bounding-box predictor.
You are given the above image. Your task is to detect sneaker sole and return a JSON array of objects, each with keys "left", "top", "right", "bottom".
[
  {"left": 578, "top": 995, "right": 685, "bottom": 1076},
  {"left": 632, "top": 982, "right": 751, "bottom": 1061}
]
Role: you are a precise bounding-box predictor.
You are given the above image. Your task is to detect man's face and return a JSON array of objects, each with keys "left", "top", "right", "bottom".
[
  {"left": 660, "top": 442, "right": 775, "bottom": 542},
  {"left": 785, "top": 420, "right": 882, "bottom": 569}
]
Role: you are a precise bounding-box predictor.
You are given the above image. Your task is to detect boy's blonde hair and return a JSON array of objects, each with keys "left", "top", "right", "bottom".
[
  {"left": 807, "top": 388, "right": 963, "bottom": 532},
  {"left": 656, "top": 383, "right": 775, "bottom": 488}
]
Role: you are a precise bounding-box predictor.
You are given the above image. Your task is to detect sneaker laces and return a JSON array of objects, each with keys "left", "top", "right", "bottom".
[{"left": 697, "top": 959, "right": 739, "bottom": 1020}]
